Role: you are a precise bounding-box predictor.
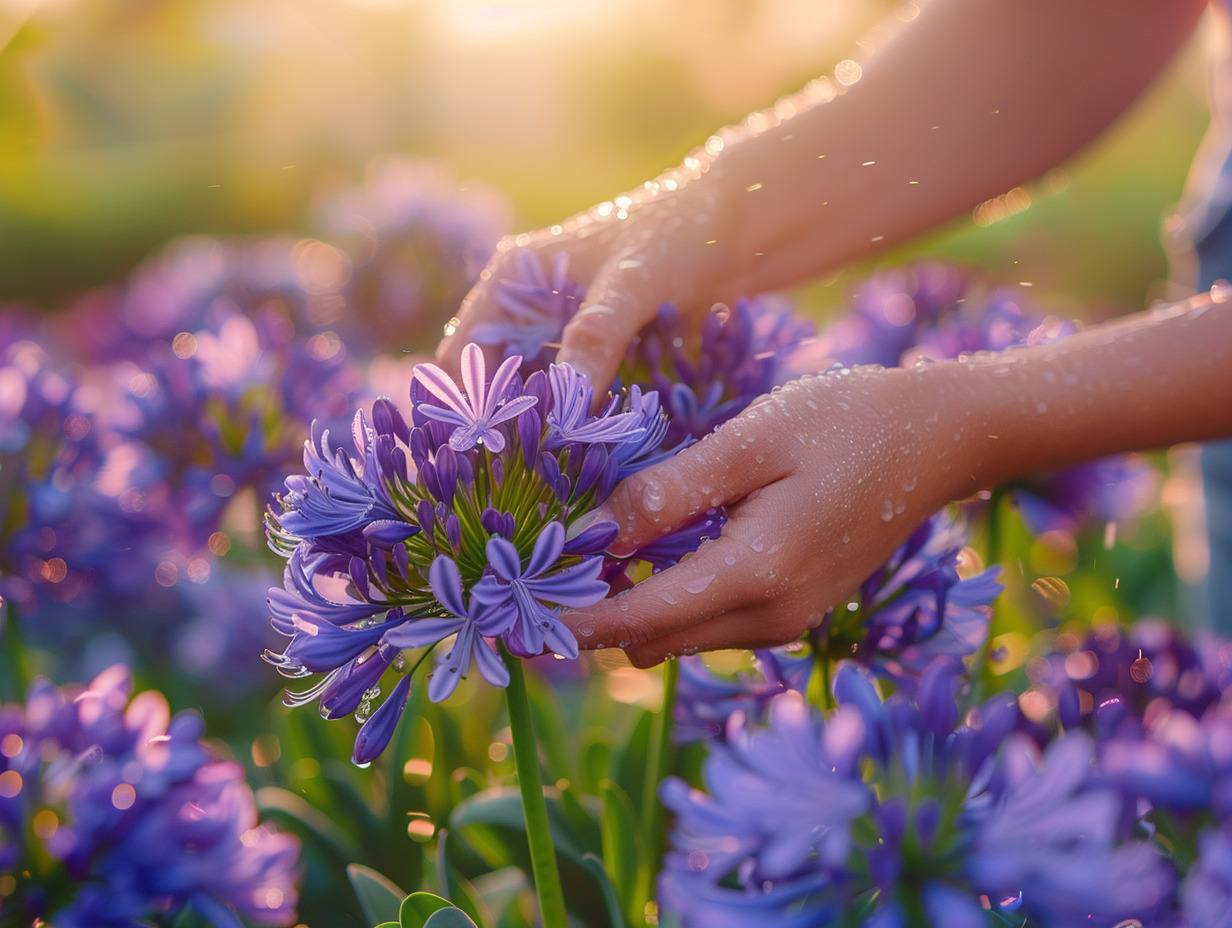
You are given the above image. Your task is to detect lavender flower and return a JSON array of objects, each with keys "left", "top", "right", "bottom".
[
  {"left": 0, "top": 665, "right": 299, "bottom": 927},
  {"left": 265, "top": 344, "right": 678, "bottom": 761},
  {"left": 673, "top": 648, "right": 814, "bottom": 743}
]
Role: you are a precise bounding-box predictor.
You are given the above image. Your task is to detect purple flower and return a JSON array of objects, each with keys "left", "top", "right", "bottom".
[
  {"left": 824, "top": 511, "right": 1000, "bottom": 684},
  {"left": 970, "top": 732, "right": 1174, "bottom": 926},
  {"left": 471, "top": 521, "right": 607, "bottom": 659},
  {"left": 413, "top": 344, "right": 538, "bottom": 452},
  {"left": 473, "top": 250, "right": 583, "bottom": 365},
  {"left": 0, "top": 666, "right": 300, "bottom": 927},
  {"left": 400, "top": 555, "right": 514, "bottom": 702},
  {"left": 673, "top": 648, "right": 814, "bottom": 743},
  {"left": 544, "top": 363, "right": 644, "bottom": 447}
]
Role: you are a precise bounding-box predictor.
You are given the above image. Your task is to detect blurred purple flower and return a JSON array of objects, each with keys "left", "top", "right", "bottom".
[{"left": 0, "top": 666, "right": 299, "bottom": 927}]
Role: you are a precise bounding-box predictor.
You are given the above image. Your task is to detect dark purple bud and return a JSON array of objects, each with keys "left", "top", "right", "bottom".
[
  {"left": 420, "top": 461, "right": 441, "bottom": 502},
  {"left": 435, "top": 501, "right": 450, "bottom": 523},
  {"left": 519, "top": 408, "right": 543, "bottom": 469},
  {"left": 409, "top": 427, "right": 429, "bottom": 470},
  {"left": 373, "top": 397, "right": 410, "bottom": 445},
  {"left": 563, "top": 519, "right": 619, "bottom": 555},
  {"left": 1057, "top": 683, "right": 1082, "bottom": 730},
  {"left": 349, "top": 556, "right": 370, "bottom": 600},
  {"left": 915, "top": 798, "right": 941, "bottom": 848},
  {"left": 523, "top": 369, "right": 550, "bottom": 410},
  {"left": 445, "top": 513, "right": 461, "bottom": 553},
  {"left": 488, "top": 455, "right": 502, "bottom": 488},
  {"left": 320, "top": 648, "right": 393, "bottom": 719},
  {"left": 555, "top": 474, "right": 571, "bottom": 500},
  {"left": 539, "top": 452, "right": 561, "bottom": 488},
  {"left": 353, "top": 675, "right": 412, "bottom": 765},
  {"left": 481, "top": 507, "right": 514, "bottom": 538},
  {"left": 434, "top": 446, "right": 459, "bottom": 507},
  {"left": 392, "top": 446, "right": 410, "bottom": 484},
  {"left": 595, "top": 455, "right": 621, "bottom": 500},
  {"left": 456, "top": 451, "right": 474, "bottom": 486},
  {"left": 574, "top": 444, "right": 609, "bottom": 498},
  {"left": 393, "top": 542, "right": 410, "bottom": 579},
  {"left": 364, "top": 519, "right": 419, "bottom": 548}
]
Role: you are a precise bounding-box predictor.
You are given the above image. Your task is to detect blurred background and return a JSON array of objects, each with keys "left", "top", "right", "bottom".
[{"left": 0, "top": 0, "right": 1214, "bottom": 315}]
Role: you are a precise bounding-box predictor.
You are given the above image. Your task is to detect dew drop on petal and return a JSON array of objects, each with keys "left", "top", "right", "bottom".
[{"left": 880, "top": 500, "right": 894, "bottom": 522}]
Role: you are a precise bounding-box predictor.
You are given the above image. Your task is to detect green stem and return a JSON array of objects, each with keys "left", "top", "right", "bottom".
[
  {"left": 635, "top": 659, "right": 679, "bottom": 922},
  {"left": 502, "top": 648, "right": 569, "bottom": 928},
  {"left": 1, "top": 602, "right": 30, "bottom": 703},
  {"left": 970, "top": 488, "right": 1007, "bottom": 704},
  {"left": 806, "top": 625, "right": 835, "bottom": 712}
]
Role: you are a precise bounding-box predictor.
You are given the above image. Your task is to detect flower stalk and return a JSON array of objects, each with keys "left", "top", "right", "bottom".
[{"left": 502, "top": 646, "right": 569, "bottom": 928}]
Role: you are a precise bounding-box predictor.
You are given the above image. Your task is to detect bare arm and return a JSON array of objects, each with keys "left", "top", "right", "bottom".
[
  {"left": 438, "top": 0, "right": 1207, "bottom": 388},
  {"left": 563, "top": 291, "right": 1232, "bottom": 665}
]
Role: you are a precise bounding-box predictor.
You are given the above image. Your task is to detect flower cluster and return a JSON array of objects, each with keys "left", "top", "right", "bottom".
[
  {"left": 0, "top": 665, "right": 300, "bottom": 928},
  {"left": 265, "top": 343, "right": 690, "bottom": 763},
  {"left": 660, "top": 659, "right": 1175, "bottom": 927}
]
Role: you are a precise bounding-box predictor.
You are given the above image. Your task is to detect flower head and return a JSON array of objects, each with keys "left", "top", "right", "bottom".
[
  {"left": 0, "top": 666, "right": 300, "bottom": 927},
  {"left": 266, "top": 344, "right": 682, "bottom": 761}
]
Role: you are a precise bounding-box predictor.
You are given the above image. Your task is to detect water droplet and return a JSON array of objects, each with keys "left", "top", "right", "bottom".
[
  {"left": 841, "top": 534, "right": 850, "bottom": 544},
  {"left": 902, "top": 475, "right": 918, "bottom": 492},
  {"left": 1035, "top": 400, "right": 1048, "bottom": 414},
  {"left": 659, "top": 591, "right": 679, "bottom": 605},
  {"left": 724, "top": 555, "right": 737, "bottom": 566},
  {"left": 643, "top": 479, "right": 666, "bottom": 512},
  {"left": 575, "top": 619, "right": 595, "bottom": 638},
  {"left": 750, "top": 533, "right": 766, "bottom": 553},
  {"left": 880, "top": 500, "right": 894, "bottom": 522},
  {"left": 683, "top": 573, "right": 715, "bottom": 594},
  {"left": 617, "top": 640, "right": 632, "bottom": 649},
  {"left": 442, "top": 316, "right": 460, "bottom": 337},
  {"left": 355, "top": 701, "right": 372, "bottom": 724}
]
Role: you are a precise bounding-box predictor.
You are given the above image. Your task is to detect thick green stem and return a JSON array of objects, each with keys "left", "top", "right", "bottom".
[
  {"left": 502, "top": 649, "right": 569, "bottom": 928},
  {"left": 635, "top": 658, "right": 679, "bottom": 922}
]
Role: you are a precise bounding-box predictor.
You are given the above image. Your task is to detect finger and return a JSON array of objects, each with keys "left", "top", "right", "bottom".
[
  {"left": 561, "top": 497, "right": 789, "bottom": 650},
  {"left": 623, "top": 607, "right": 822, "bottom": 668},
  {"left": 434, "top": 241, "right": 521, "bottom": 377},
  {"left": 598, "top": 398, "right": 796, "bottom": 556},
  {"left": 555, "top": 252, "right": 674, "bottom": 391}
]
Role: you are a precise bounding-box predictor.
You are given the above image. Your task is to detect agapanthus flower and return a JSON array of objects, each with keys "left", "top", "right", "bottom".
[
  {"left": 672, "top": 648, "right": 813, "bottom": 743},
  {"left": 1026, "top": 617, "right": 1232, "bottom": 740},
  {"left": 0, "top": 665, "right": 299, "bottom": 928},
  {"left": 660, "top": 659, "right": 1172, "bottom": 928},
  {"left": 819, "top": 509, "right": 1001, "bottom": 684},
  {"left": 313, "top": 156, "right": 511, "bottom": 352},
  {"left": 265, "top": 342, "right": 683, "bottom": 761}
]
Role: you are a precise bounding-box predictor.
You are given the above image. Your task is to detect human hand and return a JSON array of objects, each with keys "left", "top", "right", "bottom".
[
  {"left": 435, "top": 156, "right": 743, "bottom": 390},
  {"left": 562, "top": 363, "right": 974, "bottom": 667}
]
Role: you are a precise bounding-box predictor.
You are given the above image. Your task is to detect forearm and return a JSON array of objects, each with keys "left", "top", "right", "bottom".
[
  {"left": 926, "top": 292, "right": 1232, "bottom": 497},
  {"left": 690, "top": 0, "right": 1205, "bottom": 299}
]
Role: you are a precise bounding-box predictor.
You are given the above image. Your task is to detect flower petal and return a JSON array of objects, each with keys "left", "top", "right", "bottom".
[
  {"left": 429, "top": 555, "right": 468, "bottom": 617},
  {"left": 413, "top": 361, "right": 473, "bottom": 418}
]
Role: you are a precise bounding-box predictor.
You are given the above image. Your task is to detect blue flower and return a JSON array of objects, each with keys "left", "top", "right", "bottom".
[
  {"left": 673, "top": 648, "right": 814, "bottom": 743},
  {"left": 970, "top": 732, "right": 1174, "bottom": 926},
  {"left": 413, "top": 343, "right": 538, "bottom": 452},
  {"left": 0, "top": 666, "right": 300, "bottom": 927},
  {"left": 473, "top": 250, "right": 583, "bottom": 364},
  {"left": 382, "top": 555, "right": 514, "bottom": 702},
  {"left": 471, "top": 521, "right": 607, "bottom": 659},
  {"left": 544, "top": 363, "right": 644, "bottom": 446}
]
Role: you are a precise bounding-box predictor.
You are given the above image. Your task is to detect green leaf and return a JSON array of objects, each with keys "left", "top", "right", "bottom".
[
  {"left": 581, "top": 853, "right": 627, "bottom": 928},
  {"left": 423, "top": 908, "right": 480, "bottom": 928},
  {"left": 399, "top": 891, "right": 454, "bottom": 928},
  {"left": 347, "top": 863, "right": 406, "bottom": 927},
  {"left": 614, "top": 709, "right": 653, "bottom": 811},
  {"left": 598, "top": 780, "right": 640, "bottom": 912},
  {"left": 451, "top": 788, "right": 585, "bottom": 865}
]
